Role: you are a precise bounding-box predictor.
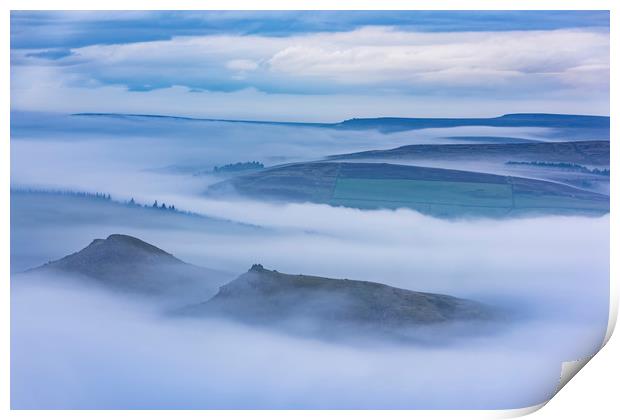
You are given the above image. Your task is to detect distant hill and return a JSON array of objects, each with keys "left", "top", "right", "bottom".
[
  {"left": 72, "top": 112, "right": 610, "bottom": 139},
  {"left": 209, "top": 162, "right": 610, "bottom": 218},
  {"left": 182, "top": 264, "right": 497, "bottom": 342},
  {"left": 25, "top": 234, "right": 230, "bottom": 303},
  {"left": 328, "top": 140, "right": 610, "bottom": 166},
  {"left": 440, "top": 136, "right": 541, "bottom": 144},
  {"left": 335, "top": 113, "right": 610, "bottom": 132}
]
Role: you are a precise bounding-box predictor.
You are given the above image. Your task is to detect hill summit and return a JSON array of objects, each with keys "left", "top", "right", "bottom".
[
  {"left": 184, "top": 264, "right": 497, "bottom": 341},
  {"left": 29, "top": 234, "right": 229, "bottom": 302}
]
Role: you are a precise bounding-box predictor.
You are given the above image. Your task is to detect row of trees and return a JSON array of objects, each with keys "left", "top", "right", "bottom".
[
  {"left": 505, "top": 161, "right": 610, "bottom": 176},
  {"left": 12, "top": 188, "right": 113, "bottom": 200},
  {"left": 14, "top": 188, "right": 202, "bottom": 217},
  {"left": 126, "top": 198, "right": 177, "bottom": 211},
  {"left": 213, "top": 161, "right": 264, "bottom": 173}
]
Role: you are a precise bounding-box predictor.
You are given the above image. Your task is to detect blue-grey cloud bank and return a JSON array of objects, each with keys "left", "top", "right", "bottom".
[{"left": 10, "top": 11, "right": 610, "bottom": 121}]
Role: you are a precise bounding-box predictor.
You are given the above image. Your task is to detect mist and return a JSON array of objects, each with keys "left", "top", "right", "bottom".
[
  {"left": 11, "top": 269, "right": 604, "bottom": 409},
  {"left": 10, "top": 189, "right": 609, "bottom": 409},
  {"left": 10, "top": 111, "right": 609, "bottom": 409},
  {"left": 11, "top": 111, "right": 559, "bottom": 200}
]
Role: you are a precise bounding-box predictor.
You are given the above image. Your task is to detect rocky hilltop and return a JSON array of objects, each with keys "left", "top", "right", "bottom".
[
  {"left": 184, "top": 264, "right": 498, "bottom": 341},
  {"left": 28, "top": 234, "right": 230, "bottom": 302}
]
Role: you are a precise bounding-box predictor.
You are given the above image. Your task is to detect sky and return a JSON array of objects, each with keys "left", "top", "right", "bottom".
[{"left": 10, "top": 11, "right": 610, "bottom": 121}]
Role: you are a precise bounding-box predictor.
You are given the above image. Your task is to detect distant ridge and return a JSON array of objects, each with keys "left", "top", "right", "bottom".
[
  {"left": 336, "top": 113, "right": 610, "bottom": 132},
  {"left": 71, "top": 113, "right": 326, "bottom": 127},
  {"left": 72, "top": 112, "right": 610, "bottom": 132},
  {"left": 328, "top": 140, "right": 610, "bottom": 166}
]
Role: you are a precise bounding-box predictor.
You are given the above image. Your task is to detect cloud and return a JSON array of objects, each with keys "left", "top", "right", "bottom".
[
  {"left": 10, "top": 11, "right": 610, "bottom": 50},
  {"left": 26, "top": 10, "right": 603, "bottom": 31},
  {"left": 9, "top": 77, "right": 610, "bottom": 122},
  {"left": 25, "top": 48, "right": 74, "bottom": 60},
  {"left": 10, "top": 24, "right": 609, "bottom": 119},
  {"left": 266, "top": 28, "right": 609, "bottom": 92},
  {"left": 15, "top": 27, "right": 609, "bottom": 94},
  {"left": 226, "top": 59, "right": 259, "bottom": 71}
]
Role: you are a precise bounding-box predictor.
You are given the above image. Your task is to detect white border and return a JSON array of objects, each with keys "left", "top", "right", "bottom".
[{"left": 1, "top": 1, "right": 616, "bottom": 419}]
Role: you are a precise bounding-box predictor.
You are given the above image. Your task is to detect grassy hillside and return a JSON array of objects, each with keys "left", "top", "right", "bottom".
[{"left": 210, "top": 162, "right": 609, "bottom": 218}]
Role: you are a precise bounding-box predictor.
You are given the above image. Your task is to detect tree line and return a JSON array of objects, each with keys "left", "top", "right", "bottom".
[
  {"left": 213, "top": 161, "right": 264, "bottom": 173},
  {"left": 505, "top": 161, "right": 610, "bottom": 176},
  {"left": 13, "top": 188, "right": 191, "bottom": 215}
]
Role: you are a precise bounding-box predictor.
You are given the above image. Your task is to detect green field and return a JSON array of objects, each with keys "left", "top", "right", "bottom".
[
  {"left": 332, "top": 178, "right": 514, "bottom": 207},
  {"left": 330, "top": 177, "right": 608, "bottom": 216}
]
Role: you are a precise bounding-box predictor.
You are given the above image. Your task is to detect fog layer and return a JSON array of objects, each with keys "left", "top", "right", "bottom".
[
  {"left": 10, "top": 111, "right": 610, "bottom": 409},
  {"left": 11, "top": 272, "right": 604, "bottom": 409}
]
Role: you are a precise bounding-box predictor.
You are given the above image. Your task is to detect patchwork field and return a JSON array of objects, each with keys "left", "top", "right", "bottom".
[
  {"left": 332, "top": 178, "right": 513, "bottom": 207},
  {"left": 210, "top": 162, "right": 609, "bottom": 218}
]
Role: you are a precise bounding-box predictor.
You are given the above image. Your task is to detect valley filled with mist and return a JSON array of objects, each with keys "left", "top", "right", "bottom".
[{"left": 10, "top": 110, "right": 610, "bottom": 409}]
